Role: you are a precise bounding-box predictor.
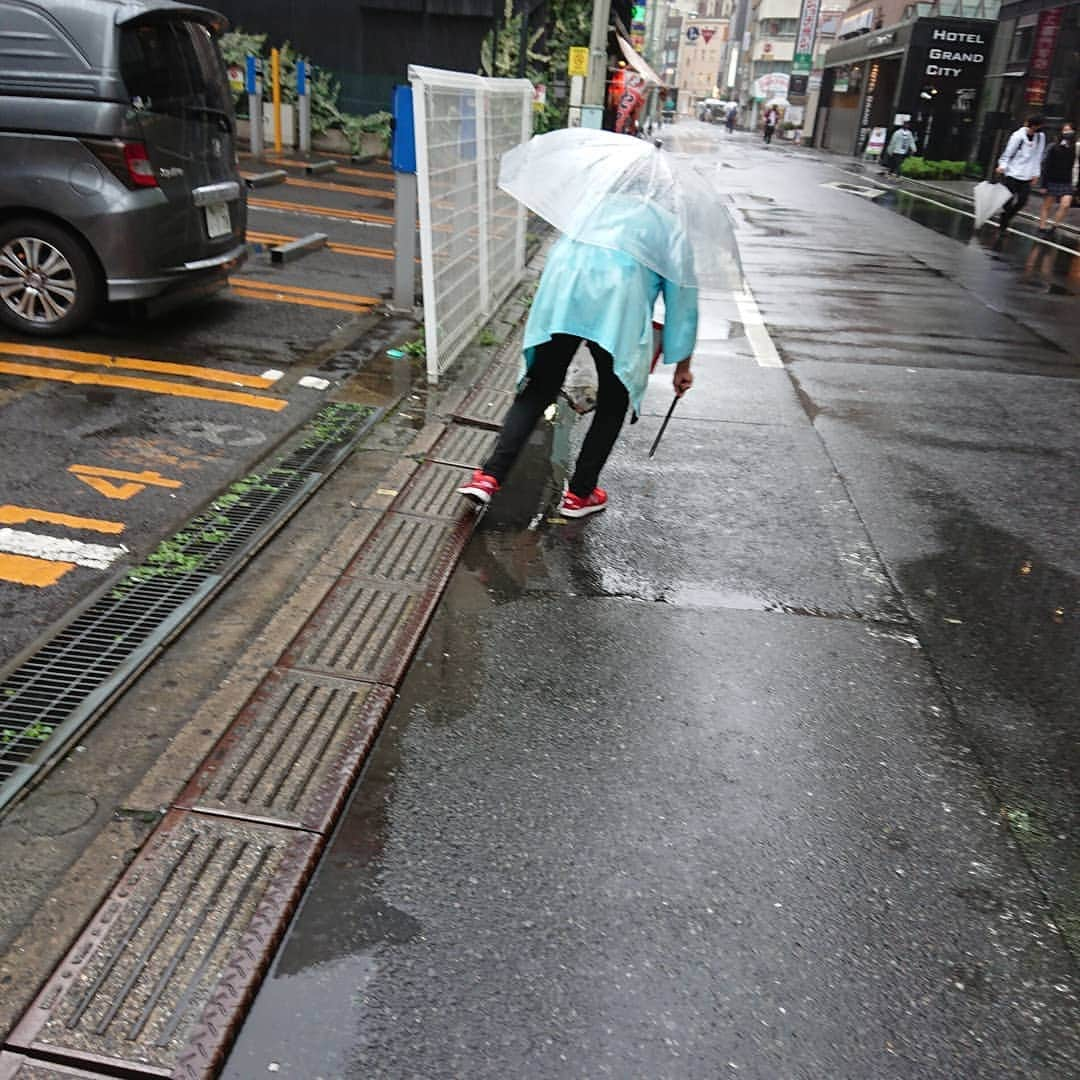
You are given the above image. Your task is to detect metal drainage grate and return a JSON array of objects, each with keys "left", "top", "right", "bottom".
[{"left": 0, "top": 402, "right": 379, "bottom": 812}]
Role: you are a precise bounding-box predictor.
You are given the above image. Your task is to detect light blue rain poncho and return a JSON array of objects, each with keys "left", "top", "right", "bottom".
[{"left": 521, "top": 201, "right": 699, "bottom": 417}]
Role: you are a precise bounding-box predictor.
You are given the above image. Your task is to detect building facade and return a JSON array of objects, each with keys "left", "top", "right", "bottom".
[
  {"left": 815, "top": 0, "right": 1002, "bottom": 159},
  {"left": 746, "top": 0, "right": 802, "bottom": 122},
  {"left": 675, "top": 1, "right": 734, "bottom": 112},
  {"left": 972, "top": 0, "right": 1079, "bottom": 168}
]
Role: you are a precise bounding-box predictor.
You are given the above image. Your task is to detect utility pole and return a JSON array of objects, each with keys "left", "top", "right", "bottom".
[{"left": 584, "top": 0, "right": 612, "bottom": 107}]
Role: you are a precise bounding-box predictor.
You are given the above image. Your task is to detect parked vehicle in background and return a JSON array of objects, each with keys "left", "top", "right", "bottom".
[{"left": 0, "top": 0, "right": 246, "bottom": 336}]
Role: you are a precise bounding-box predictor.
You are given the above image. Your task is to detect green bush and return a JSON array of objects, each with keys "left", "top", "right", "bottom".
[{"left": 899, "top": 156, "right": 970, "bottom": 181}]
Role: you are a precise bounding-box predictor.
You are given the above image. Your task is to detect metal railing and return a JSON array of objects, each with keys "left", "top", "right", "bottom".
[{"left": 408, "top": 66, "right": 532, "bottom": 383}]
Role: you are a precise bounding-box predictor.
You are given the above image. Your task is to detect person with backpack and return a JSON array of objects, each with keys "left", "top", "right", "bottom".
[
  {"left": 995, "top": 115, "right": 1046, "bottom": 243},
  {"left": 1037, "top": 124, "right": 1076, "bottom": 239}
]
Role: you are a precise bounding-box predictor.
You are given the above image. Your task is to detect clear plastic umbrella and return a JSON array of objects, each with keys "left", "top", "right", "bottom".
[
  {"left": 498, "top": 127, "right": 743, "bottom": 295},
  {"left": 972, "top": 180, "right": 1013, "bottom": 229}
]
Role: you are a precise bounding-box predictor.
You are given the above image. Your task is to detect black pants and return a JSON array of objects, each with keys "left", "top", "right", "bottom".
[
  {"left": 763, "top": 124, "right": 775, "bottom": 144},
  {"left": 482, "top": 334, "right": 629, "bottom": 498},
  {"left": 1000, "top": 177, "right": 1031, "bottom": 230},
  {"left": 888, "top": 152, "right": 908, "bottom": 176}
]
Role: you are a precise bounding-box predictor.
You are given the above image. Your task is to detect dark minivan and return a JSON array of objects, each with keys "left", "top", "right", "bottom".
[{"left": 0, "top": 0, "right": 246, "bottom": 335}]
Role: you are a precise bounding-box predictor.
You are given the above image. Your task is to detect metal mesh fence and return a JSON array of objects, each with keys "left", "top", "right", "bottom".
[{"left": 409, "top": 66, "right": 531, "bottom": 383}]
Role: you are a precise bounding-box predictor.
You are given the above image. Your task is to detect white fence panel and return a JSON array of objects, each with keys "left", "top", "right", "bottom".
[{"left": 409, "top": 66, "right": 531, "bottom": 383}]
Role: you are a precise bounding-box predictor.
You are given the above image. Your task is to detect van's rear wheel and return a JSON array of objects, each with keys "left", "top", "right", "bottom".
[{"left": 0, "top": 218, "right": 101, "bottom": 336}]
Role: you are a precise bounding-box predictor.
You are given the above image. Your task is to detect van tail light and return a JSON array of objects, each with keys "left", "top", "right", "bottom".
[
  {"left": 122, "top": 143, "right": 158, "bottom": 188},
  {"left": 82, "top": 139, "right": 159, "bottom": 190}
]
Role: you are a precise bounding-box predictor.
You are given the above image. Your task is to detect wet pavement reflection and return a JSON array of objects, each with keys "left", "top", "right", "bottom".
[{"left": 878, "top": 187, "right": 1080, "bottom": 294}]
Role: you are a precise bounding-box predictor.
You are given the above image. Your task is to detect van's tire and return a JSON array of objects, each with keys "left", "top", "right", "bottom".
[{"left": 0, "top": 218, "right": 102, "bottom": 336}]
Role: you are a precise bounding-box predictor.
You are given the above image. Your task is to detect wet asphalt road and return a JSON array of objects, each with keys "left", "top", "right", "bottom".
[
  {"left": 225, "top": 125, "right": 1079, "bottom": 1077},
  {"left": 0, "top": 158, "right": 402, "bottom": 668}
]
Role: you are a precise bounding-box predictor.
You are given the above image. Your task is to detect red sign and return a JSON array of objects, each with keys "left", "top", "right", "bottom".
[
  {"left": 701, "top": 27, "right": 716, "bottom": 44},
  {"left": 615, "top": 73, "right": 647, "bottom": 134},
  {"left": 1026, "top": 7, "right": 1062, "bottom": 104}
]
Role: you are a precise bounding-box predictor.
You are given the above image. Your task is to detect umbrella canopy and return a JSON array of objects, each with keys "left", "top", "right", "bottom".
[
  {"left": 497, "top": 127, "right": 743, "bottom": 295},
  {"left": 972, "top": 180, "right": 1013, "bottom": 229}
]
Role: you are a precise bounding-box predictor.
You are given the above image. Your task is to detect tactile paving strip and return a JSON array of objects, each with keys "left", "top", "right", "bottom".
[
  {"left": 176, "top": 673, "right": 394, "bottom": 832},
  {"left": 390, "top": 461, "right": 473, "bottom": 520},
  {"left": 478, "top": 359, "right": 520, "bottom": 395},
  {"left": 282, "top": 578, "right": 426, "bottom": 685},
  {"left": 454, "top": 387, "right": 515, "bottom": 429},
  {"left": 0, "top": 1054, "right": 112, "bottom": 1079},
  {"left": 430, "top": 424, "right": 498, "bottom": 470},
  {"left": 7, "top": 811, "right": 319, "bottom": 1080},
  {"left": 344, "top": 513, "right": 456, "bottom": 584}
]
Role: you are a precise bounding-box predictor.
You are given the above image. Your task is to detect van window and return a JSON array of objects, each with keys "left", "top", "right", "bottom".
[{"left": 119, "top": 20, "right": 230, "bottom": 125}]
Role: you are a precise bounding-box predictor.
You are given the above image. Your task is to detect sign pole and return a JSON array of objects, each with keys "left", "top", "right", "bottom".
[{"left": 584, "top": 0, "right": 613, "bottom": 109}]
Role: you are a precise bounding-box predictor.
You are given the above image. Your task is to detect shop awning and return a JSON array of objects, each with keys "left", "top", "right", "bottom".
[{"left": 617, "top": 36, "right": 664, "bottom": 85}]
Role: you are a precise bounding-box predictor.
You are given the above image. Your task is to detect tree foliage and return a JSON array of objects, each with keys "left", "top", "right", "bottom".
[{"left": 479, "top": 0, "right": 593, "bottom": 132}]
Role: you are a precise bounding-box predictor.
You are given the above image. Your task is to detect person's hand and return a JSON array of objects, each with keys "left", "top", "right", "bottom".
[
  {"left": 674, "top": 359, "right": 693, "bottom": 396},
  {"left": 995, "top": 166, "right": 1004, "bottom": 175}
]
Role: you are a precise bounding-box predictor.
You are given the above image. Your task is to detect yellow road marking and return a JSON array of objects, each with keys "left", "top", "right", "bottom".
[
  {"left": 333, "top": 164, "right": 394, "bottom": 183},
  {"left": 0, "top": 342, "right": 276, "bottom": 389},
  {"left": 246, "top": 230, "right": 394, "bottom": 261},
  {"left": 249, "top": 196, "right": 394, "bottom": 225},
  {"left": 70, "top": 466, "right": 182, "bottom": 487},
  {"left": 0, "top": 361, "right": 288, "bottom": 411},
  {"left": 230, "top": 287, "right": 371, "bottom": 315},
  {"left": 0, "top": 551, "right": 74, "bottom": 587},
  {"left": 231, "top": 277, "right": 379, "bottom": 305},
  {"left": 0, "top": 506, "right": 125, "bottom": 534},
  {"left": 285, "top": 176, "right": 394, "bottom": 201}
]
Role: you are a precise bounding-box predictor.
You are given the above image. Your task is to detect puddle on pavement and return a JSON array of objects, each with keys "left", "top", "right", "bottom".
[{"left": 878, "top": 188, "right": 1080, "bottom": 295}]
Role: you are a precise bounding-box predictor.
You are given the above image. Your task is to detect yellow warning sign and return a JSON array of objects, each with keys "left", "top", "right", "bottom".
[{"left": 568, "top": 47, "right": 589, "bottom": 77}]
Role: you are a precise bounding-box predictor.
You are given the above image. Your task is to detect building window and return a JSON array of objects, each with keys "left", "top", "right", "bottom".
[
  {"left": 764, "top": 18, "right": 799, "bottom": 36},
  {"left": 1009, "top": 25, "right": 1033, "bottom": 65}
]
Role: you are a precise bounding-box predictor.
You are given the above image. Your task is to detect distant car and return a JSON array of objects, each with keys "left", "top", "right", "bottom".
[{"left": 0, "top": 0, "right": 247, "bottom": 336}]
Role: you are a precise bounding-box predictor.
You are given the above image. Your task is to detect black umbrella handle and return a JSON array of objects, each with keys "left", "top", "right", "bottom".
[{"left": 648, "top": 394, "right": 680, "bottom": 458}]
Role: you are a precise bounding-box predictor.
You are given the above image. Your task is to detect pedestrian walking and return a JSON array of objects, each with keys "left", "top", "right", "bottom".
[
  {"left": 725, "top": 103, "right": 737, "bottom": 133},
  {"left": 995, "top": 114, "right": 1046, "bottom": 244},
  {"left": 1037, "top": 124, "right": 1076, "bottom": 239},
  {"left": 763, "top": 107, "right": 779, "bottom": 145},
  {"left": 884, "top": 121, "right": 917, "bottom": 177},
  {"left": 457, "top": 226, "right": 698, "bottom": 518}
]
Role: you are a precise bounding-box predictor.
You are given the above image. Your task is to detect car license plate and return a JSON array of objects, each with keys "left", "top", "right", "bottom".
[{"left": 205, "top": 202, "right": 231, "bottom": 238}]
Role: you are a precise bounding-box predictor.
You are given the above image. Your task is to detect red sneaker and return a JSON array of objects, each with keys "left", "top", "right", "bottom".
[
  {"left": 457, "top": 469, "right": 500, "bottom": 505},
  {"left": 559, "top": 487, "right": 608, "bottom": 518}
]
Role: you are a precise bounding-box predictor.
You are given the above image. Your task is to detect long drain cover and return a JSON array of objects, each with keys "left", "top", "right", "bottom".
[{"left": 0, "top": 402, "right": 380, "bottom": 814}]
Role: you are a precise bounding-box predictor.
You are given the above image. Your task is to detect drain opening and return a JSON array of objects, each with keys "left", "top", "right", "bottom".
[{"left": 0, "top": 402, "right": 379, "bottom": 810}]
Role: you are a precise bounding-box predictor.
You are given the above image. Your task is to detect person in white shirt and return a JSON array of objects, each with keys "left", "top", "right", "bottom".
[{"left": 995, "top": 114, "right": 1046, "bottom": 241}]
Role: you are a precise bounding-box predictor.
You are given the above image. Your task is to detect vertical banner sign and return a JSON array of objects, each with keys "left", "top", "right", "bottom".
[
  {"left": 792, "top": 0, "right": 821, "bottom": 76},
  {"left": 1025, "top": 8, "right": 1062, "bottom": 106},
  {"left": 631, "top": 3, "right": 647, "bottom": 52}
]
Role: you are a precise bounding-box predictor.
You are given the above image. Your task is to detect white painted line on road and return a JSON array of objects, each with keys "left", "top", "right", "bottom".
[
  {"left": 298, "top": 376, "right": 331, "bottom": 390},
  {"left": 0, "top": 528, "right": 128, "bottom": 570},
  {"left": 261, "top": 369, "right": 285, "bottom": 381},
  {"left": 734, "top": 287, "right": 783, "bottom": 368}
]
